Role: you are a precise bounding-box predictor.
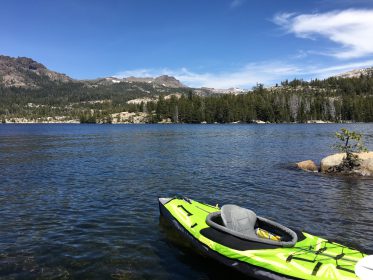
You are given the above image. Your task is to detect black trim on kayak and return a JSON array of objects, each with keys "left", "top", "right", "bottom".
[
  {"left": 336, "top": 265, "right": 355, "bottom": 274},
  {"left": 200, "top": 223, "right": 306, "bottom": 251},
  {"left": 159, "top": 200, "right": 302, "bottom": 280},
  {"left": 177, "top": 205, "right": 193, "bottom": 216},
  {"left": 292, "top": 229, "right": 306, "bottom": 242},
  {"left": 336, "top": 253, "right": 345, "bottom": 260},
  {"left": 311, "top": 262, "right": 322, "bottom": 276},
  {"left": 286, "top": 255, "right": 315, "bottom": 263},
  {"left": 200, "top": 227, "right": 278, "bottom": 250},
  {"left": 316, "top": 247, "right": 327, "bottom": 254}
]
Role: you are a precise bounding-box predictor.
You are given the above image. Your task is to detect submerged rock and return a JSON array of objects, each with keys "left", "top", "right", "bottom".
[
  {"left": 296, "top": 160, "right": 318, "bottom": 172},
  {"left": 320, "top": 152, "right": 373, "bottom": 176}
]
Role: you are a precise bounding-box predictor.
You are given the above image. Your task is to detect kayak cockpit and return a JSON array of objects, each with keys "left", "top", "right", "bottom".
[{"left": 206, "top": 204, "right": 298, "bottom": 247}]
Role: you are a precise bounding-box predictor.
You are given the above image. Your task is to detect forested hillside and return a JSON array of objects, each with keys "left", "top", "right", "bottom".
[
  {"left": 2, "top": 74, "right": 373, "bottom": 123},
  {"left": 0, "top": 80, "right": 190, "bottom": 122},
  {"left": 1, "top": 55, "right": 373, "bottom": 123},
  {"left": 125, "top": 75, "right": 373, "bottom": 123}
]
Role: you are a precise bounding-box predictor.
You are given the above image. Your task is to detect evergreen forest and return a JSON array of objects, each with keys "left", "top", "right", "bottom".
[{"left": 1, "top": 73, "right": 373, "bottom": 123}]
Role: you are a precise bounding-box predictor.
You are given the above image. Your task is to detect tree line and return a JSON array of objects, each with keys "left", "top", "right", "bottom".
[
  {"left": 144, "top": 89, "right": 373, "bottom": 123},
  {"left": 1, "top": 73, "right": 373, "bottom": 123}
]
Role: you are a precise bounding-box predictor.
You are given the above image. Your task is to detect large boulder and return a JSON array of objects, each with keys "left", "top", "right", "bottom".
[
  {"left": 320, "top": 153, "right": 345, "bottom": 172},
  {"left": 320, "top": 152, "right": 373, "bottom": 176},
  {"left": 296, "top": 160, "right": 318, "bottom": 172}
]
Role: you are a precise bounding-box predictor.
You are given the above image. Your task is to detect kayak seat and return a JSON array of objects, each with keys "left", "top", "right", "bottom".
[
  {"left": 206, "top": 205, "right": 298, "bottom": 247},
  {"left": 221, "top": 204, "right": 258, "bottom": 239}
]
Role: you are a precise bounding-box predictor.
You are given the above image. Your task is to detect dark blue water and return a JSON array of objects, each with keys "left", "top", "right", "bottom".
[{"left": 0, "top": 124, "right": 372, "bottom": 279}]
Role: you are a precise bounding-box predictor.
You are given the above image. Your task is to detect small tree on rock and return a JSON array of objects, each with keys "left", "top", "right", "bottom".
[{"left": 333, "top": 128, "right": 368, "bottom": 172}]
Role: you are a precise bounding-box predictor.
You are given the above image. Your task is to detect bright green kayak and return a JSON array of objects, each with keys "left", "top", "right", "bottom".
[{"left": 159, "top": 197, "right": 370, "bottom": 280}]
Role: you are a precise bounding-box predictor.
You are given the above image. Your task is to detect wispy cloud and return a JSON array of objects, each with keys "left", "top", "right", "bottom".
[
  {"left": 114, "top": 59, "right": 373, "bottom": 88},
  {"left": 115, "top": 62, "right": 299, "bottom": 89},
  {"left": 114, "top": 8, "right": 373, "bottom": 88},
  {"left": 230, "top": 0, "right": 246, "bottom": 8},
  {"left": 115, "top": 69, "right": 155, "bottom": 78},
  {"left": 273, "top": 9, "right": 373, "bottom": 59},
  {"left": 302, "top": 59, "right": 373, "bottom": 78}
]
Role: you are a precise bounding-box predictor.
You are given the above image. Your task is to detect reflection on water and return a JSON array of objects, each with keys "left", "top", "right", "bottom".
[{"left": 0, "top": 124, "right": 372, "bottom": 279}]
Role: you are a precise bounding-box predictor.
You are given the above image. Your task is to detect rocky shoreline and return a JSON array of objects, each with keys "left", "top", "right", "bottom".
[
  {"left": 297, "top": 152, "right": 373, "bottom": 177},
  {"left": 0, "top": 115, "right": 360, "bottom": 125}
]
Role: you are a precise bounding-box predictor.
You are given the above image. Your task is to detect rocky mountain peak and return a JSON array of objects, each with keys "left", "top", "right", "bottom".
[
  {"left": 154, "top": 75, "right": 186, "bottom": 88},
  {"left": 0, "top": 55, "right": 72, "bottom": 88},
  {"left": 15, "top": 56, "right": 46, "bottom": 70},
  {"left": 0, "top": 54, "right": 189, "bottom": 89},
  {"left": 0, "top": 55, "right": 46, "bottom": 71}
]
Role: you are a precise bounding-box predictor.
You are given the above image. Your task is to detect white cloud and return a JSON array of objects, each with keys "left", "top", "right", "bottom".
[
  {"left": 303, "top": 59, "right": 373, "bottom": 78},
  {"left": 273, "top": 9, "right": 373, "bottom": 59},
  {"left": 115, "top": 62, "right": 299, "bottom": 89},
  {"left": 115, "top": 59, "right": 373, "bottom": 89},
  {"left": 113, "top": 9, "right": 373, "bottom": 88},
  {"left": 115, "top": 69, "right": 155, "bottom": 77}
]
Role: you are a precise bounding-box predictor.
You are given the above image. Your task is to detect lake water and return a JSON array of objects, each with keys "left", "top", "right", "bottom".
[{"left": 0, "top": 124, "right": 372, "bottom": 279}]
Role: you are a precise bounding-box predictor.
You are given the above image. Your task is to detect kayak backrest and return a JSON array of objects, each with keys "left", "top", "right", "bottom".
[{"left": 221, "top": 204, "right": 257, "bottom": 239}]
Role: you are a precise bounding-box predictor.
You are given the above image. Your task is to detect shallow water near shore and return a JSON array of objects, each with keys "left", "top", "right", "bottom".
[{"left": 0, "top": 123, "right": 372, "bottom": 279}]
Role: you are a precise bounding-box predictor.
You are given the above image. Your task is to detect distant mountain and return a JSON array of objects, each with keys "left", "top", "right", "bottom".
[
  {"left": 153, "top": 75, "right": 186, "bottom": 88},
  {"left": 0, "top": 55, "right": 187, "bottom": 90},
  {"left": 0, "top": 54, "right": 251, "bottom": 96},
  {"left": 93, "top": 75, "right": 187, "bottom": 88},
  {"left": 0, "top": 55, "right": 72, "bottom": 88},
  {"left": 334, "top": 67, "right": 373, "bottom": 79}
]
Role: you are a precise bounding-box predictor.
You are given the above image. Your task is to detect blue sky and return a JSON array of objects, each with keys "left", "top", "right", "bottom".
[{"left": 2, "top": 0, "right": 373, "bottom": 88}]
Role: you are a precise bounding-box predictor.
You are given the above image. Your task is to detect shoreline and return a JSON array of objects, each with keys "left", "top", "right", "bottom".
[{"left": 0, "top": 121, "right": 367, "bottom": 125}]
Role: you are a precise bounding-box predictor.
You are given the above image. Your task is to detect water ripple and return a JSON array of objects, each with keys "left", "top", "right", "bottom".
[{"left": 0, "top": 123, "right": 372, "bottom": 279}]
